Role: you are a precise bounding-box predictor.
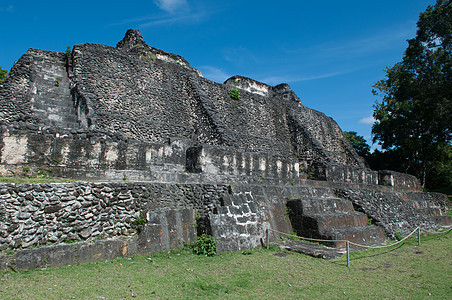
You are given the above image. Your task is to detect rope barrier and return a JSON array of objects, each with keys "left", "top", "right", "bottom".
[
  {"left": 267, "top": 225, "right": 451, "bottom": 267},
  {"left": 268, "top": 228, "right": 347, "bottom": 243},
  {"left": 420, "top": 225, "right": 452, "bottom": 235},
  {"left": 347, "top": 227, "right": 419, "bottom": 249}
]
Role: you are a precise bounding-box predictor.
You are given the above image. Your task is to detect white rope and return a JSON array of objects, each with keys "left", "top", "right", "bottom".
[
  {"left": 269, "top": 227, "right": 425, "bottom": 249},
  {"left": 348, "top": 227, "right": 419, "bottom": 249},
  {"left": 269, "top": 228, "right": 347, "bottom": 243},
  {"left": 269, "top": 224, "right": 451, "bottom": 250},
  {"left": 420, "top": 225, "right": 452, "bottom": 235}
]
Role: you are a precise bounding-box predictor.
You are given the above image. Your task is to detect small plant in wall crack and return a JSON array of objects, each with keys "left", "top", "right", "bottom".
[
  {"left": 64, "top": 45, "right": 72, "bottom": 65},
  {"left": 229, "top": 88, "right": 240, "bottom": 100},
  {"left": 132, "top": 210, "right": 147, "bottom": 234}
]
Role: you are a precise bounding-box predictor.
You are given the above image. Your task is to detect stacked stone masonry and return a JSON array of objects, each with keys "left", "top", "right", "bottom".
[{"left": 0, "top": 29, "right": 450, "bottom": 269}]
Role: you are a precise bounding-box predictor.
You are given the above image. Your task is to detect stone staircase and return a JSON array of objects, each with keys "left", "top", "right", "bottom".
[
  {"left": 286, "top": 197, "right": 386, "bottom": 248},
  {"left": 29, "top": 51, "right": 78, "bottom": 129}
]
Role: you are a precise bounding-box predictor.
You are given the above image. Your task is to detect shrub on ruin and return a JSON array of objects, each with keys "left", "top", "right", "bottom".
[
  {"left": 132, "top": 210, "right": 147, "bottom": 234},
  {"left": 191, "top": 234, "right": 217, "bottom": 256},
  {"left": 229, "top": 88, "right": 240, "bottom": 100}
]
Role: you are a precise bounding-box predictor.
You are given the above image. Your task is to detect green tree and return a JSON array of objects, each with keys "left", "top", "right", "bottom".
[
  {"left": 0, "top": 67, "right": 7, "bottom": 83},
  {"left": 372, "top": 0, "right": 451, "bottom": 188},
  {"left": 343, "top": 131, "right": 371, "bottom": 158}
]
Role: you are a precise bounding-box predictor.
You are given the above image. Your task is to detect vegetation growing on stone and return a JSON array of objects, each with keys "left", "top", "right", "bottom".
[
  {"left": 0, "top": 67, "right": 7, "bottom": 83},
  {"left": 229, "top": 88, "right": 240, "bottom": 100}
]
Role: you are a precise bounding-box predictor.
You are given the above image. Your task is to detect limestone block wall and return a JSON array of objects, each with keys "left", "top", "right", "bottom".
[
  {"left": 0, "top": 179, "right": 449, "bottom": 270},
  {"left": 0, "top": 125, "right": 191, "bottom": 180},
  {"left": 0, "top": 29, "right": 431, "bottom": 190},
  {"left": 0, "top": 124, "right": 301, "bottom": 183},
  {"left": 210, "top": 190, "right": 266, "bottom": 252},
  {"left": 186, "top": 144, "right": 299, "bottom": 179},
  {"left": 72, "top": 43, "right": 201, "bottom": 143},
  {"left": 200, "top": 77, "right": 293, "bottom": 156},
  {"left": 309, "top": 162, "right": 422, "bottom": 192},
  {"left": 0, "top": 49, "right": 36, "bottom": 123},
  {"left": 0, "top": 182, "right": 229, "bottom": 251},
  {"left": 311, "top": 161, "right": 379, "bottom": 185},
  {"left": 334, "top": 187, "right": 450, "bottom": 236},
  {"left": 378, "top": 170, "right": 421, "bottom": 191}
]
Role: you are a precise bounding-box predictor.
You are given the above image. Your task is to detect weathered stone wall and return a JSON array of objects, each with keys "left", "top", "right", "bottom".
[
  {"left": 311, "top": 161, "right": 379, "bottom": 185},
  {"left": 0, "top": 125, "right": 303, "bottom": 183},
  {"left": 0, "top": 30, "right": 382, "bottom": 185},
  {"left": 0, "top": 125, "right": 191, "bottom": 180},
  {"left": 200, "top": 77, "right": 293, "bottom": 156},
  {"left": 0, "top": 30, "right": 449, "bottom": 270},
  {"left": 72, "top": 43, "right": 201, "bottom": 143},
  {"left": 0, "top": 181, "right": 230, "bottom": 251},
  {"left": 334, "top": 187, "right": 450, "bottom": 237},
  {"left": 378, "top": 170, "right": 421, "bottom": 191},
  {"left": 0, "top": 49, "right": 35, "bottom": 123},
  {"left": 0, "top": 179, "right": 449, "bottom": 269},
  {"left": 186, "top": 144, "right": 299, "bottom": 179}
]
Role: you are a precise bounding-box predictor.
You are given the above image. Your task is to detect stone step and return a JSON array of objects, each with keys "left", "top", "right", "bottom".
[
  {"left": 32, "top": 100, "right": 75, "bottom": 111},
  {"left": 287, "top": 186, "right": 335, "bottom": 199},
  {"left": 274, "top": 240, "right": 345, "bottom": 259},
  {"left": 45, "top": 120, "right": 79, "bottom": 129},
  {"left": 296, "top": 212, "right": 369, "bottom": 234},
  {"left": 431, "top": 216, "right": 451, "bottom": 226},
  {"left": 289, "top": 197, "right": 354, "bottom": 215},
  {"left": 416, "top": 207, "right": 446, "bottom": 218},
  {"left": 36, "top": 88, "right": 72, "bottom": 98},
  {"left": 32, "top": 111, "right": 79, "bottom": 128},
  {"left": 324, "top": 225, "right": 387, "bottom": 248},
  {"left": 32, "top": 107, "right": 77, "bottom": 118}
]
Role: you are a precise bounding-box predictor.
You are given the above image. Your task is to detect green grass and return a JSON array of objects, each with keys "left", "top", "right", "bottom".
[
  {"left": 0, "top": 177, "right": 125, "bottom": 184},
  {"left": 0, "top": 231, "right": 450, "bottom": 299},
  {"left": 0, "top": 176, "right": 74, "bottom": 184}
]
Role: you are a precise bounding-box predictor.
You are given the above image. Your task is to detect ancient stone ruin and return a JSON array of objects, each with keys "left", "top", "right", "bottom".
[{"left": 0, "top": 29, "right": 449, "bottom": 269}]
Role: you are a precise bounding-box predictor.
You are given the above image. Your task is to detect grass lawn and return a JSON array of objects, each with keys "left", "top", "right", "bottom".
[{"left": 0, "top": 230, "right": 450, "bottom": 299}]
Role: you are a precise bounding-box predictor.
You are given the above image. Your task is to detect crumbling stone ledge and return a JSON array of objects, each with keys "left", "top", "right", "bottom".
[{"left": 0, "top": 237, "right": 139, "bottom": 270}]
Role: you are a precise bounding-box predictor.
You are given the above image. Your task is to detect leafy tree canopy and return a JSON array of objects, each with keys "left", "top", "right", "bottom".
[
  {"left": 372, "top": 0, "right": 451, "bottom": 188},
  {"left": 343, "top": 131, "right": 371, "bottom": 158},
  {"left": 0, "top": 67, "right": 7, "bottom": 83}
]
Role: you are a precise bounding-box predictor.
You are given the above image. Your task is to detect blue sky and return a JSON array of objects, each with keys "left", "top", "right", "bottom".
[{"left": 0, "top": 0, "right": 435, "bottom": 148}]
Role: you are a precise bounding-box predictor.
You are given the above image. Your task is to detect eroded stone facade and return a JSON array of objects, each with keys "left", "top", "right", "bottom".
[{"left": 0, "top": 30, "right": 449, "bottom": 269}]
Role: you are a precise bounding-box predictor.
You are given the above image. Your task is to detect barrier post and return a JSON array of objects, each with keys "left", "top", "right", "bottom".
[
  {"left": 266, "top": 229, "right": 269, "bottom": 250},
  {"left": 418, "top": 228, "right": 421, "bottom": 246},
  {"left": 346, "top": 240, "right": 350, "bottom": 268}
]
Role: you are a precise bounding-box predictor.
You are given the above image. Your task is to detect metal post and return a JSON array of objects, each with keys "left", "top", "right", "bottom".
[
  {"left": 346, "top": 240, "right": 350, "bottom": 268},
  {"left": 266, "top": 229, "right": 270, "bottom": 250},
  {"left": 418, "top": 228, "right": 421, "bottom": 246}
]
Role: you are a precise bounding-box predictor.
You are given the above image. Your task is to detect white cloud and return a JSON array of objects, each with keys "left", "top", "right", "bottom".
[
  {"left": 198, "top": 66, "right": 230, "bottom": 83},
  {"left": 285, "top": 25, "right": 414, "bottom": 61},
  {"left": 0, "top": 5, "right": 13, "bottom": 12},
  {"left": 110, "top": 3, "right": 212, "bottom": 27},
  {"left": 154, "top": 0, "right": 188, "bottom": 14},
  {"left": 140, "top": 10, "right": 206, "bottom": 27},
  {"left": 359, "top": 116, "right": 375, "bottom": 125},
  {"left": 258, "top": 71, "right": 344, "bottom": 86}
]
